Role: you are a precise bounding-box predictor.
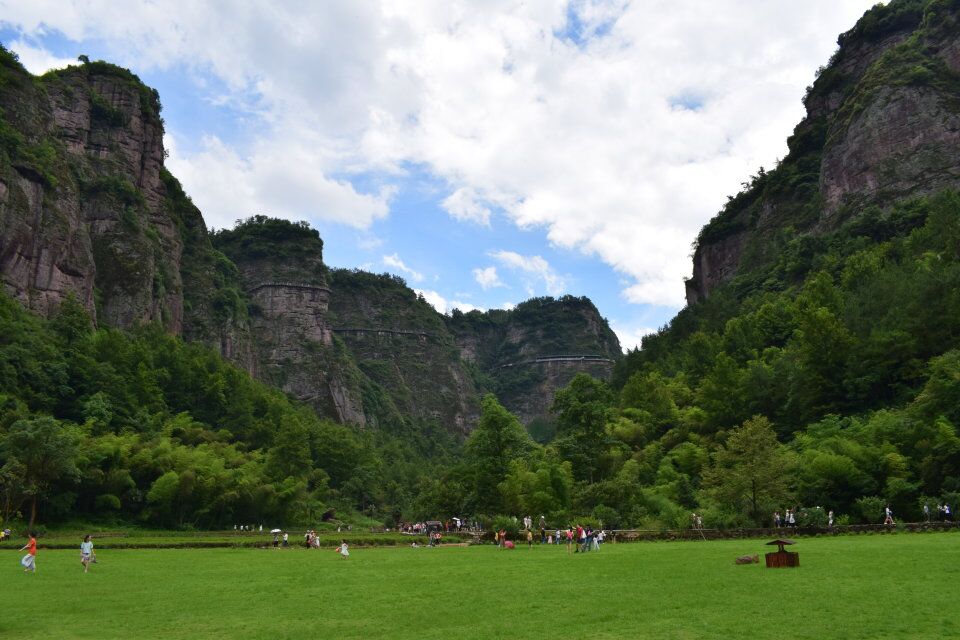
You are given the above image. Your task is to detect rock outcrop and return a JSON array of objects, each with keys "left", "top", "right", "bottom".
[
  {"left": 0, "top": 48, "right": 623, "bottom": 436},
  {"left": 447, "top": 296, "right": 621, "bottom": 425},
  {"left": 686, "top": 0, "right": 960, "bottom": 305},
  {"left": 0, "top": 57, "right": 185, "bottom": 331}
]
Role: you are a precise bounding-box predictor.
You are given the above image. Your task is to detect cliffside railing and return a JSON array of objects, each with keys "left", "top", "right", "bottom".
[
  {"left": 248, "top": 281, "right": 331, "bottom": 294},
  {"left": 499, "top": 354, "right": 615, "bottom": 368},
  {"left": 332, "top": 327, "right": 436, "bottom": 338}
]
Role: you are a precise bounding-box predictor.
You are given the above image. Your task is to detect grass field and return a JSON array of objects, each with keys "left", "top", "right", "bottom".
[
  {"left": 3, "top": 533, "right": 958, "bottom": 639},
  {"left": 0, "top": 530, "right": 445, "bottom": 549}
]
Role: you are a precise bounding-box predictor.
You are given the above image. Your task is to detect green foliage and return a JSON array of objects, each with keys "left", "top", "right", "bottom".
[
  {"left": 90, "top": 90, "right": 128, "bottom": 127},
  {"left": 0, "top": 111, "right": 64, "bottom": 187},
  {"left": 464, "top": 395, "right": 535, "bottom": 513},
  {"left": 212, "top": 216, "right": 326, "bottom": 283},
  {"left": 702, "top": 416, "right": 796, "bottom": 525},
  {"left": 0, "top": 291, "right": 458, "bottom": 528}
]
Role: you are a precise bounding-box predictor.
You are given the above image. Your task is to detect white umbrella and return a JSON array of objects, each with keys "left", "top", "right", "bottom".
[{"left": 270, "top": 528, "right": 282, "bottom": 534}]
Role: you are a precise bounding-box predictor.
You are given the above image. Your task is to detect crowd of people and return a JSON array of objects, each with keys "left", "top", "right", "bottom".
[
  {"left": 398, "top": 519, "right": 471, "bottom": 534},
  {"left": 493, "top": 521, "right": 606, "bottom": 553}
]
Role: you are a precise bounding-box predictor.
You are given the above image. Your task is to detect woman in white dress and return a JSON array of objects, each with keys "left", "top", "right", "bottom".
[
  {"left": 338, "top": 540, "right": 349, "bottom": 558},
  {"left": 80, "top": 535, "right": 94, "bottom": 573}
]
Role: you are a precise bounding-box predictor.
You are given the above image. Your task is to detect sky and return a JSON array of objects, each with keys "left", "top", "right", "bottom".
[{"left": 0, "top": 0, "right": 879, "bottom": 351}]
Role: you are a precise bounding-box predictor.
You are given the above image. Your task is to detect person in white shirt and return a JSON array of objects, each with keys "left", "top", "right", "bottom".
[{"left": 80, "top": 535, "right": 94, "bottom": 573}]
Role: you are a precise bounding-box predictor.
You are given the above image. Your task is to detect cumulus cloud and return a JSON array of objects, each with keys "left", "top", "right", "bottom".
[
  {"left": 473, "top": 266, "right": 505, "bottom": 290},
  {"left": 7, "top": 39, "right": 76, "bottom": 74},
  {"left": 414, "top": 289, "right": 483, "bottom": 314},
  {"left": 383, "top": 253, "right": 424, "bottom": 282},
  {"left": 443, "top": 188, "right": 492, "bottom": 226},
  {"left": 1, "top": 0, "right": 877, "bottom": 307},
  {"left": 165, "top": 134, "right": 390, "bottom": 231},
  {"left": 490, "top": 250, "right": 565, "bottom": 296},
  {"left": 611, "top": 322, "right": 659, "bottom": 353}
]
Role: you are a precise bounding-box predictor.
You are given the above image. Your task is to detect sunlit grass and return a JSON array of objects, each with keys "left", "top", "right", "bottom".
[{"left": 3, "top": 533, "right": 958, "bottom": 639}]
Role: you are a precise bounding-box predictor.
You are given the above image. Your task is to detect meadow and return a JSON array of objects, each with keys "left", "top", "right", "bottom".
[{"left": 2, "top": 533, "right": 958, "bottom": 639}]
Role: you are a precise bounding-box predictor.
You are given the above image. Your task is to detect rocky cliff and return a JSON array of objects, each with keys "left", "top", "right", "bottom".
[
  {"left": 446, "top": 296, "right": 621, "bottom": 425},
  {"left": 687, "top": 0, "right": 960, "bottom": 304},
  {"left": 0, "top": 55, "right": 187, "bottom": 330},
  {"left": 0, "top": 47, "right": 622, "bottom": 436}
]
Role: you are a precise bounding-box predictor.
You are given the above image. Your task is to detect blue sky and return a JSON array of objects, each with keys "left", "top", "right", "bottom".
[{"left": 0, "top": 1, "right": 878, "bottom": 350}]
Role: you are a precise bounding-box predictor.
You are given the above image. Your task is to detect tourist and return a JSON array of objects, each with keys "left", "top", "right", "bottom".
[
  {"left": 526, "top": 529, "right": 533, "bottom": 548},
  {"left": 338, "top": 540, "right": 349, "bottom": 559},
  {"left": 19, "top": 532, "right": 37, "bottom": 573},
  {"left": 282, "top": 532, "right": 289, "bottom": 547},
  {"left": 828, "top": 510, "right": 834, "bottom": 527},
  {"left": 80, "top": 535, "right": 94, "bottom": 573},
  {"left": 273, "top": 532, "right": 280, "bottom": 548},
  {"left": 773, "top": 511, "right": 781, "bottom": 528},
  {"left": 923, "top": 503, "right": 931, "bottom": 522},
  {"left": 884, "top": 506, "right": 894, "bottom": 525},
  {"left": 943, "top": 503, "right": 951, "bottom": 522}
]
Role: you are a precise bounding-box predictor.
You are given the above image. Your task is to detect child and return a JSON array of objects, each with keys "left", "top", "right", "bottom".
[
  {"left": 338, "top": 540, "right": 349, "bottom": 559},
  {"left": 19, "top": 532, "right": 37, "bottom": 573},
  {"left": 80, "top": 535, "right": 94, "bottom": 573}
]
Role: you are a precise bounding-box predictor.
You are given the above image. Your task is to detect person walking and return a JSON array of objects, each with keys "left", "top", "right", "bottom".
[
  {"left": 282, "top": 532, "right": 289, "bottom": 547},
  {"left": 884, "top": 506, "right": 894, "bottom": 525},
  {"left": 828, "top": 510, "right": 834, "bottom": 527},
  {"left": 19, "top": 532, "right": 37, "bottom": 573},
  {"left": 526, "top": 529, "right": 533, "bottom": 548},
  {"left": 80, "top": 535, "right": 94, "bottom": 573},
  {"left": 338, "top": 540, "right": 349, "bottom": 559},
  {"left": 774, "top": 511, "right": 781, "bottom": 528}
]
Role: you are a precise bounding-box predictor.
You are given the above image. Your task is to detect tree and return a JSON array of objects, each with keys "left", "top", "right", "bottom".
[
  {"left": 552, "top": 374, "right": 614, "bottom": 481},
  {"left": 465, "top": 395, "right": 533, "bottom": 512},
  {"left": 2, "top": 416, "right": 81, "bottom": 528},
  {"left": 702, "top": 415, "right": 795, "bottom": 525}
]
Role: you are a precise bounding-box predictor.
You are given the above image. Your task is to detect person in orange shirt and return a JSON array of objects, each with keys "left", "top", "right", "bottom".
[{"left": 19, "top": 532, "right": 37, "bottom": 573}]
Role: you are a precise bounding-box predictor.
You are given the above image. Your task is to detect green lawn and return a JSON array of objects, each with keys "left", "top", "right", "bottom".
[
  {"left": 2, "top": 533, "right": 958, "bottom": 639},
  {"left": 0, "top": 530, "right": 445, "bottom": 549}
]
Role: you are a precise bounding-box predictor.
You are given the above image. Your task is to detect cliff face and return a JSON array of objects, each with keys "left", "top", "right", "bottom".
[
  {"left": 327, "top": 270, "right": 480, "bottom": 434},
  {"left": 211, "top": 219, "right": 368, "bottom": 427},
  {"left": 687, "top": 0, "right": 960, "bottom": 304},
  {"left": 0, "top": 56, "right": 186, "bottom": 331},
  {"left": 447, "top": 296, "right": 621, "bottom": 425},
  {"left": 0, "top": 48, "right": 622, "bottom": 437}
]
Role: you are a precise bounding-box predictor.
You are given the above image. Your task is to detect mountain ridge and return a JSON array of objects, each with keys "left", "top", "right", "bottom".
[{"left": 0, "top": 50, "right": 620, "bottom": 435}]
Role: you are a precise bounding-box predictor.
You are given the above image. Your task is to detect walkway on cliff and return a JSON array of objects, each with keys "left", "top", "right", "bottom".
[{"left": 498, "top": 354, "right": 615, "bottom": 368}]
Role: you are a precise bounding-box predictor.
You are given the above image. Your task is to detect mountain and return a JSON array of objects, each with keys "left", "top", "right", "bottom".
[
  {"left": 447, "top": 297, "right": 621, "bottom": 430},
  {"left": 0, "top": 49, "right": 620, "bottom": 436},
  {"left": 686, "top": 0, "right": 960, "bottom": 304},
  {"left": 606, "top": 0, "right": 960, "bottom": 526}
]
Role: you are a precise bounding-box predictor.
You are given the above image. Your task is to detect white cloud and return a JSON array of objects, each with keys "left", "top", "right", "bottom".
[
  {"left": 7, "top": 39, "right": 75, "bottom": 74},
  {"left": 414, "top": 288, "right": 483, "bottom": 314},
  {"left": 165, "top": 134, "right": 389, "bottom": 231},
  {"left": 383, "top": 253, "right": 424, "bottom": 282},
  {"left": 611, "top": 322, "right": 659, "bottom": 353},
  {"left": 443, "top": 188, "right": 492, "bottom": 226},
  {"left": 472, "top": 266, "right": 504, "bottom": 290},
  {"left": 490, "top": 250, "right": 565, "bottom": 296},
  {"left": 2, "top": 0, "right": 878, "bottom": 308}
]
